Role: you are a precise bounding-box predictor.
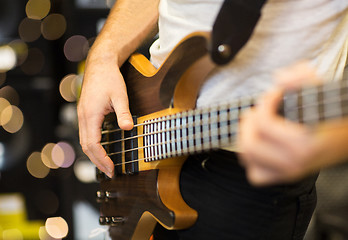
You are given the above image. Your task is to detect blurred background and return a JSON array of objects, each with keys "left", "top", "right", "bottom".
[
  {"left": 0, "top": 0, "right": 115, "bottom": 239},
  {"left": 0, "top": 0, "right": 347, "bottom": 239}
]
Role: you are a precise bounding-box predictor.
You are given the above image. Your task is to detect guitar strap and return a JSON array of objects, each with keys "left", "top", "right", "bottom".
[{"left": 211, "top": 0, "right": 268, "bottom": 65}]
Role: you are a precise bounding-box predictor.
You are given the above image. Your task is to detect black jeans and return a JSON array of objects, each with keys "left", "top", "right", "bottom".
[{"left": 154, "top": 150, "right": 317, "bottom": 240}]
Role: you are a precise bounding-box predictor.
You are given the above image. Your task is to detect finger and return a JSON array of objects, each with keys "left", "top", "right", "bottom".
[
  {"left": 79, "top": 105, "right": 115, "bottom": 177},
  {"left": 111, "top": 73, "right": 134, "bottom": 130},
  {"left": 273, "top": 61, "right": 322, "bottom": 90},
  {"left": 246, "top": 164, "right": 283, "bottom": 186},
  {"left": 256, "top": 90, "right": 311, "bottom": 155}
]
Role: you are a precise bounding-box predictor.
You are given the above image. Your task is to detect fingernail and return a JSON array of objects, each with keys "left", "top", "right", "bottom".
[
  {"left": 106, "top": 167, "right": 114, "bottom": 178},
  {"left": 105, "top": 171, "right": 113, "bottom": 178}
]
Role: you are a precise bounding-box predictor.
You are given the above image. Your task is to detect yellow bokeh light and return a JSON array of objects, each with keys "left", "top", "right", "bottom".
[
  {"left": 59, "top": 74, "right": 79, "bottom": 102},
  {"left": 45, "top": 217, "right": 68, "bottom": 239},
  {"left": 0, "top": 86, "right": 20, "bottom": 106},
  {"left": 0, "top": 105, "right": 13, "bottom": 126},
  {"left": 1, "top": 105, "right": 24, "bottom": 133},
  {"left": 27, "top": 152, "right": 50, "bottom": 179},
  {"left": 9, "top": 40, "right": 29, "bottom": 66},
  {"left": 41, "top": 143, "right": 59, "bottom": 169},
  {"left": 26, "top": 0, "right": 51, "bottom": 20},
  {"left": 0, "top": 98, "right": 11, "bottom": 117},
  {"left": 3, "top": 228, "right": 23, "bottom": 240},
  {"left": 18, "top": 18, "right": 41, "bottom": 42},
  {"left": 41, "top": 14, "right": 67, "bottom": 41}
]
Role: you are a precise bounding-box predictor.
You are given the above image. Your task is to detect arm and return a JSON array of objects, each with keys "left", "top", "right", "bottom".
[
  {"left": 77, "top": 0, "right": 160, "bottom": 177},
  {"left": 237, "top": 62, "right": 348, "bottom": 186}
]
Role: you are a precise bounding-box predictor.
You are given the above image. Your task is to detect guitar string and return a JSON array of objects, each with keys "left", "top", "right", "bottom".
[
  {"left": 100, "top": 102, "right": 246, "bottom": 135},
  {"left": 101, "top": 81, "right": 348, "bottom": 135},
  {"left": 108, "top": 95, "right": 348, "bottom": 167},
  {"left": 101, "top": 90, "right": 348, "bottom": 148},
  {"left": 101, "top": 109, "right": 242, "bottom": 146},
  {"left": 106, "top": 116, "right": 239, "bottom": 157}
]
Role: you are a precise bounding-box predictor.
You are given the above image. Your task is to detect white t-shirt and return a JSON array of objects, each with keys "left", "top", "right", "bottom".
[{"left": 149, "top": 0, "right": 348, "bottom": 107}]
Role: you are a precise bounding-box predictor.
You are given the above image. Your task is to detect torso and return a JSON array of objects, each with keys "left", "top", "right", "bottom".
[{"left": 150, "top": 0, "right": 348, "bottom": 106}]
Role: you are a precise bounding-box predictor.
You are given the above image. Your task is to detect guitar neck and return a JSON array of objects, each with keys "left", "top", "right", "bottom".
[
  {"left": 282, "top": 80, "right": 348, "bottom": 125},
  {"left": 102, "top": 80, "right": 348, "bottom": 167},
  {"left": 142, "top": 98, "right": 255, "bottom": 162},
  {"left": 142, "top": 80, "right": 348, "bottom": 162}
]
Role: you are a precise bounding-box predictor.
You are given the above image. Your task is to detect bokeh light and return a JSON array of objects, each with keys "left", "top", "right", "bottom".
[
  {"left": 18, "top": 18, "right": 41, "bottom": 42},
  {"left": 63, "top": 35, "right": 88, "bottom": 62},
  {"left": 0, "top": 98, "right": 11, "bottom": 116},
  {"left": 3, "top": 228, "right": 23, "bottom": 240},
  {"left": 74, "top": 159, "right": 97, "bottom": 183},
  {"left": 41, "top": 14, "right": 67, "bottom": 41},
  {"left": 1, "top": 105, "right": 24, "bottom": 133},
  {"left": 41, "top": 143, "right": 59, "bottom": 169},
  {"left": 52, "top": 142, "right": 75, "bottom": 168},
  {"left": 8, "top": 40, "right": 29, "bottom": 66},
  {"left": 45, "top": 217, "right": 68, "bottom": 239},
  {"left": 59, "top": 74, "right": 80, "bottom": 102},
  {"left": 26, "top": 0, "right": 51, "bottom": 20},
  {"left": 0, "top": 46, "right": 17, "bottom": 72},
  {"left": 20, "top": 48, "right": 45, "bottom": 75},
  {"left": 0, "top": 86, "right": 20, "bottom": 106},
  {"left": 39, "top": 226, "right": 55, "bottom": 240},
  {"left": 27, "top": 152, "right": 50, "bottom": 179}
]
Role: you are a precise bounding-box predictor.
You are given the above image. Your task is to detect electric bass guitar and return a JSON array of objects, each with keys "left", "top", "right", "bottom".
[{"left": 96, "top": 32, "right": 348, "bottom": 240}]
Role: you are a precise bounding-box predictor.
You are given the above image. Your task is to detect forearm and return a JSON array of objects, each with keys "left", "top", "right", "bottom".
[
  {"left": 314, "top": 118, "right": 348, "bottom": 168},
  {"left": 88, "top": 0, "right": 160, "bottom": 66}
]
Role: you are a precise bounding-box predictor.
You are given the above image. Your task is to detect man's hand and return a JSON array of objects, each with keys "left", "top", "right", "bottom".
[
  {"left": 237, "top": 62, "right": 331, "bottom": 186},
  {"left": 77, "top": 54, "right": 133, "bottom": 178}
]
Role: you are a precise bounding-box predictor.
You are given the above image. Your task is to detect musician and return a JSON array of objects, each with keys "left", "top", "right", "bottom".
[{"left": 77, "top": 0, "right": 348, "bottom": 239}]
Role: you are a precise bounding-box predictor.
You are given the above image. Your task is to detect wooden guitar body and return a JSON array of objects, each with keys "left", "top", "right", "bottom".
[{"left": 98, "top": 32, "right": 215, "bottom": 240}]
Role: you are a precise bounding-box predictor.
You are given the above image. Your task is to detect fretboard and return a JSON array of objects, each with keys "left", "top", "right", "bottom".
[
  {"left": 282, "top": 80, "right": 348, "bottom": 125},
  {"left": 142, "top": 80, "right": 348, "bottom": 162},
  {"left": 142, "top": 98, "right": 254, "bottom": 162}
]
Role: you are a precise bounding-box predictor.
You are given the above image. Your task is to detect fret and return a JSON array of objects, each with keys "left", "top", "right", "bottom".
[
  {"left": 161, "top": 117, "right": 167, "bottom": 158},
  {"left": 171, "top": 117, "right": 176, "bottom": 156},
  {"left": 188, "top": 110, "right": 195, "bottom": 153},
  {"left": 302, "top": 86, "right": 320, "bottom": 125},
  {"left": 176, "top": 114, "right": 182, "bottom": 155},
  {"left": 195, "top": 110, "right": 203, "bottom": 152},
  {"left": 181, "top": 112, "right": 189, "bottom": 154},
  {"left": 150, "top": 120, "right": 155, "bottom": 161},
  {"left": 210, "top": 107, "right": 219, "bottom": 149},
  {"left": 229, "top": 102, "right": 239, "bottom": 141},
  {"left": 157, "top": 118, "right": 162, "bottom": 160},
  {"left": 219, "top": 109, "right": 230, "bottom": 146},
  {"left": 323, "top": 82, "right": 342, "bottom": 120},
  {"left": 144, "top": 121, "right": 149, "bottom": 162},
  {"left": 202, "top": 111, "right": 211, "bottom": 150},
  {"left": 284, "top": 92, "right": 299, "bottom": 123},
  {"left": 166, "top": 116, "right": 171, "bottom": 157}
]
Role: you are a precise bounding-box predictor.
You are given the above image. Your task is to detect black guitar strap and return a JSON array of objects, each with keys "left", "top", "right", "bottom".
[{"left": 211, "top": 0, "right": 268, "bottom": 65}]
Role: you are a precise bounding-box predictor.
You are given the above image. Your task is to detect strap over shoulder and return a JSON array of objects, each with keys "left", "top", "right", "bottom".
[{"left": 211, "top": 0, "right": 267, "bottom": 65}]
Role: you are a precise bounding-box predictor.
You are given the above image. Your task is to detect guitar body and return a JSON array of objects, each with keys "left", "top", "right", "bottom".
[{"left": 98, "top": 32, "right": 216, "bottom": 240}]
